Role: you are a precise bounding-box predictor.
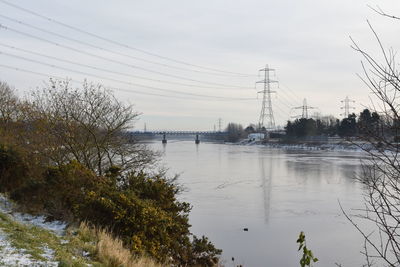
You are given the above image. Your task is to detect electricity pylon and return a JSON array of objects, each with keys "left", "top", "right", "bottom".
[
  {"left": 218, "top": 118, "right": 222, "bottom": 132},
  {"left": 293, "top": 98, "right": 316, "bottom": 119},
  {"left": 256, "top": 65, "right": 278, "bottom": 130},
  {"left": 340, "top": 96, "right": 355, "bottom": 117}
]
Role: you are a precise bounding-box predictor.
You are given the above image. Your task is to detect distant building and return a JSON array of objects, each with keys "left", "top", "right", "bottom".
[{"left": 248, "top": 133, "right": 265, "bottom": 141}]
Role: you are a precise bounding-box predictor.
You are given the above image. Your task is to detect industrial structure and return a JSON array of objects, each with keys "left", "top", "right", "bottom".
[
  {"left": 256, "top": 65, "right": 278, "bottom": 130},
  {"left": 340, "top": 96, "right": 355, "bottom": 117},
  {"left": 292, "top": 98, "right": 316, "bottom": 119}
]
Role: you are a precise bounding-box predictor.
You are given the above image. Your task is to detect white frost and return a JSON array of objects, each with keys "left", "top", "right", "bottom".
[
  {"left": 41, "top": 245, "right": 55, "bottom": 260},
  {"left": 0, "top": 230, "right": 58, "bottom": 267},
  {"left": 12, "top": 213, "right": 67, "bottom": 236},
  {"left": 0, "top": 195, "right": 67, "bottom": 236}
]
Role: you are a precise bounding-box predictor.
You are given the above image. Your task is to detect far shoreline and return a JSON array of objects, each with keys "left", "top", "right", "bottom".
[{"left": 236, "top": 138, "right": 374, "bottom": 152}]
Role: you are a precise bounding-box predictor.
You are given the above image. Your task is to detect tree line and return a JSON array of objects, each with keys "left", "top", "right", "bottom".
[
  {"left": 285, "top": 109, "right": 385, "bottom": 139},
  {"left": 223, "top": 108, "right": 389, "bottom": 143}
]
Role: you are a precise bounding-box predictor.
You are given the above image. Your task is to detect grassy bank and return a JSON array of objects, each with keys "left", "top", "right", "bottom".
[{"left": 0, "top": 207, "right": 160, "bottom": 267}]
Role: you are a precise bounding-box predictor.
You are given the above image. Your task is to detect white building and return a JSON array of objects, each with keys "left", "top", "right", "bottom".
[{"left": 248, "top": 133, "right": 265, "bottom": 141}]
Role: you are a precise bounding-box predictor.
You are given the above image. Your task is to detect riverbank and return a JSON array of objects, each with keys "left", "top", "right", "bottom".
[{"left": 238, "top": 139, "right": 371, "bottom": 152}]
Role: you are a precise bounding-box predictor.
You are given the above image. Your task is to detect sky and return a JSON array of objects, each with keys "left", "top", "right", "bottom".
[{"left": 1, "top": 0, "right": 400, "bottom": 131}]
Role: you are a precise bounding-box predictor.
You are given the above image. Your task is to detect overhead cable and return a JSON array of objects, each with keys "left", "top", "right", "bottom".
[
  {"left": 0, "top": 0, "right": 256, "bottom": 77},
  {"left": 0, "top": 51, "right": 257, "bottom": 101},
  {"left": 0, "top": 23, "right": 251, "bottom": 89},
  {"left": 0, "top": 43, "right": 249, "bottom": 90}
]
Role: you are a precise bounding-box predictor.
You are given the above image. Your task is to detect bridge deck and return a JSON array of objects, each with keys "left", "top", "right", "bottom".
[{"left": 131, "top": 131, "right": 228, "bottom": 135}]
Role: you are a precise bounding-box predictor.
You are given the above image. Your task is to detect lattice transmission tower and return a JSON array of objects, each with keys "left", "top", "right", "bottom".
[
  {"left": 218, "top": 118, "right": 222, "bottom": 132},
  {"left": 256, "top": 65, "right": 278, "bottom": 130},
  {"left": 340, "top": 96, "right": 355, "bottom": 117},
  {"left": 293, "top": 98, "right": 316, "bottom": 119}
]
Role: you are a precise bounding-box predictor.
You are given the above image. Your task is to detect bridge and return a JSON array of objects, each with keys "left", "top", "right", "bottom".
[{"left": 130, "top": 130, "right": 228, "bottom": 144}]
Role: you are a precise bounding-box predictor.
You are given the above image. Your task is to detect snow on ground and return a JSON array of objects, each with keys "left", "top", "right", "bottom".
[
  {"left": 0, "top": 230, "right": 58, "bottom": 267},
  {"left": 41, "top": 245, "right": 56, "bottom": 261},
  {"left": 0, "top": 195, "right": 70, "bottom": 265},
  {"left": 12, "top": 213, "right": 67, "bottom": 236},
  {"left": 0, "top": 195, "right": 67, "bottom": 236}
]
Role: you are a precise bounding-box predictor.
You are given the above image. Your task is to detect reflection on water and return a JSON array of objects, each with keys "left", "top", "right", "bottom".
[
  {"left": 259, "top": 152, "right": 272, "bottom": 223},
  {"left": 150, "top": 141, "right": 366, "bottom": 267}
]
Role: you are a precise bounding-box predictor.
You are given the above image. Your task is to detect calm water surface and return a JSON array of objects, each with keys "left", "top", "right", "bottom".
[{"left": 150, "top": 141, "right": 367, "bottom": 267}]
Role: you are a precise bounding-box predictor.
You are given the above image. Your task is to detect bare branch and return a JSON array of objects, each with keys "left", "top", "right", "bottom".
[{"left": 368, "top": 5, "right": 400, "bottom": 21}]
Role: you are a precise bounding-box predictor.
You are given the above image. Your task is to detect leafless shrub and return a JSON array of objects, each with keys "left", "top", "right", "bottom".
[
  {"left": 20, "top": 79, "right": 157, "bottom": 175},
  {"left": 343, "top": 9, "right": 400, "bottom": 267}
]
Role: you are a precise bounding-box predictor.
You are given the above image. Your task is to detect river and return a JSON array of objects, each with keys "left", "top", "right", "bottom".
[{"left": 149, "top": 141, "right": 368, "bottom": 267}]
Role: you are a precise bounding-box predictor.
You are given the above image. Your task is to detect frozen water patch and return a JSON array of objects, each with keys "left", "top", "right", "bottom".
[
  {"left": 0, "top": 195, "right": 67, "bottom": 236},
  {"left": 0, "top": 230, "right": 58, "bottom": 267}
]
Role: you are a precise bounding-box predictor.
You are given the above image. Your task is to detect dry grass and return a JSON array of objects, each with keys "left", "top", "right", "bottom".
[{"left": 79, "top": 222, "right": 162, "bottom": 267}]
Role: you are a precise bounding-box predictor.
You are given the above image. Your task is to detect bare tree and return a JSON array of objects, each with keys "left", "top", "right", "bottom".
[
  {"left": 342, "top": 9, "right": 400, "bottom": 267},
  {"left": 0, "top": 82, "right": 18, "bottom": 124},
  {"left": 0, "top": 81, "right": 25, "bottom": 146},
  {"left": 25, "top": 79, "right": 157, "bottom": 175}
]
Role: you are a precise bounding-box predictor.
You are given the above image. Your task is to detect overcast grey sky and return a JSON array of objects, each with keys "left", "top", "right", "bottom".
[{"left": 1, "top": 0, "right": 400, "bottom": 130}]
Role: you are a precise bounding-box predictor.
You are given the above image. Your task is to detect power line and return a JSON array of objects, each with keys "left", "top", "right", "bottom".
[
  {"left": 266, "top": 107, "right": 289, "bottom": 127},
  {"left": 277, "top": 84, "right": 301, "bottom": 105},
  {"left": 273, "top": 101, "right": 291, "bottom": 122},
  {"left": 0, "top": 23, "right": 251, "bottom": 89},
  {"left": 0, "top": 0, "right": 256, "bottom": 77},
  {"left": 0, "top": 13, "right": 252, "bottom": 78},
  {"left": 0, "top": 63, "right": 258, "bottom": 102},
  {"left": 279, "top": 82, "right": 302, "bottom": 102},
  {"left": 0, "top": 50, "right": 256, "bottom": 101},
  {"left": 275, "top": 93, "right": 296, "bottom": 110},
  {"left": 0, "top": 42, "right": 248, "bottom": 91}
]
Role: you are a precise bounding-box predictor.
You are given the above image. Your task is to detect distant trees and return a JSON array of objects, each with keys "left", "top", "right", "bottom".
[
  {"left": 286, "top": 118, "right": 317, "bottom": 137},
  {"left": 225, "top": 109, "right": 384, "bottom": 141},
  {"left": 225, "top": 122, "right": 246, "bottom": 142},
  {"left": 284, "top": 109, "right": 382, "bottom": 139},
  {"left": 338, "top": 113, "right": 357, "bottom": 137},
  {"left": 285, "top": 117, "right": 339, "bottom": 138},
  {"left": 357, "top": 108, "right": 381, "bottom": 136},
  {"left": 244, "top": 124, "right": 256, "bottom": 134}
]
